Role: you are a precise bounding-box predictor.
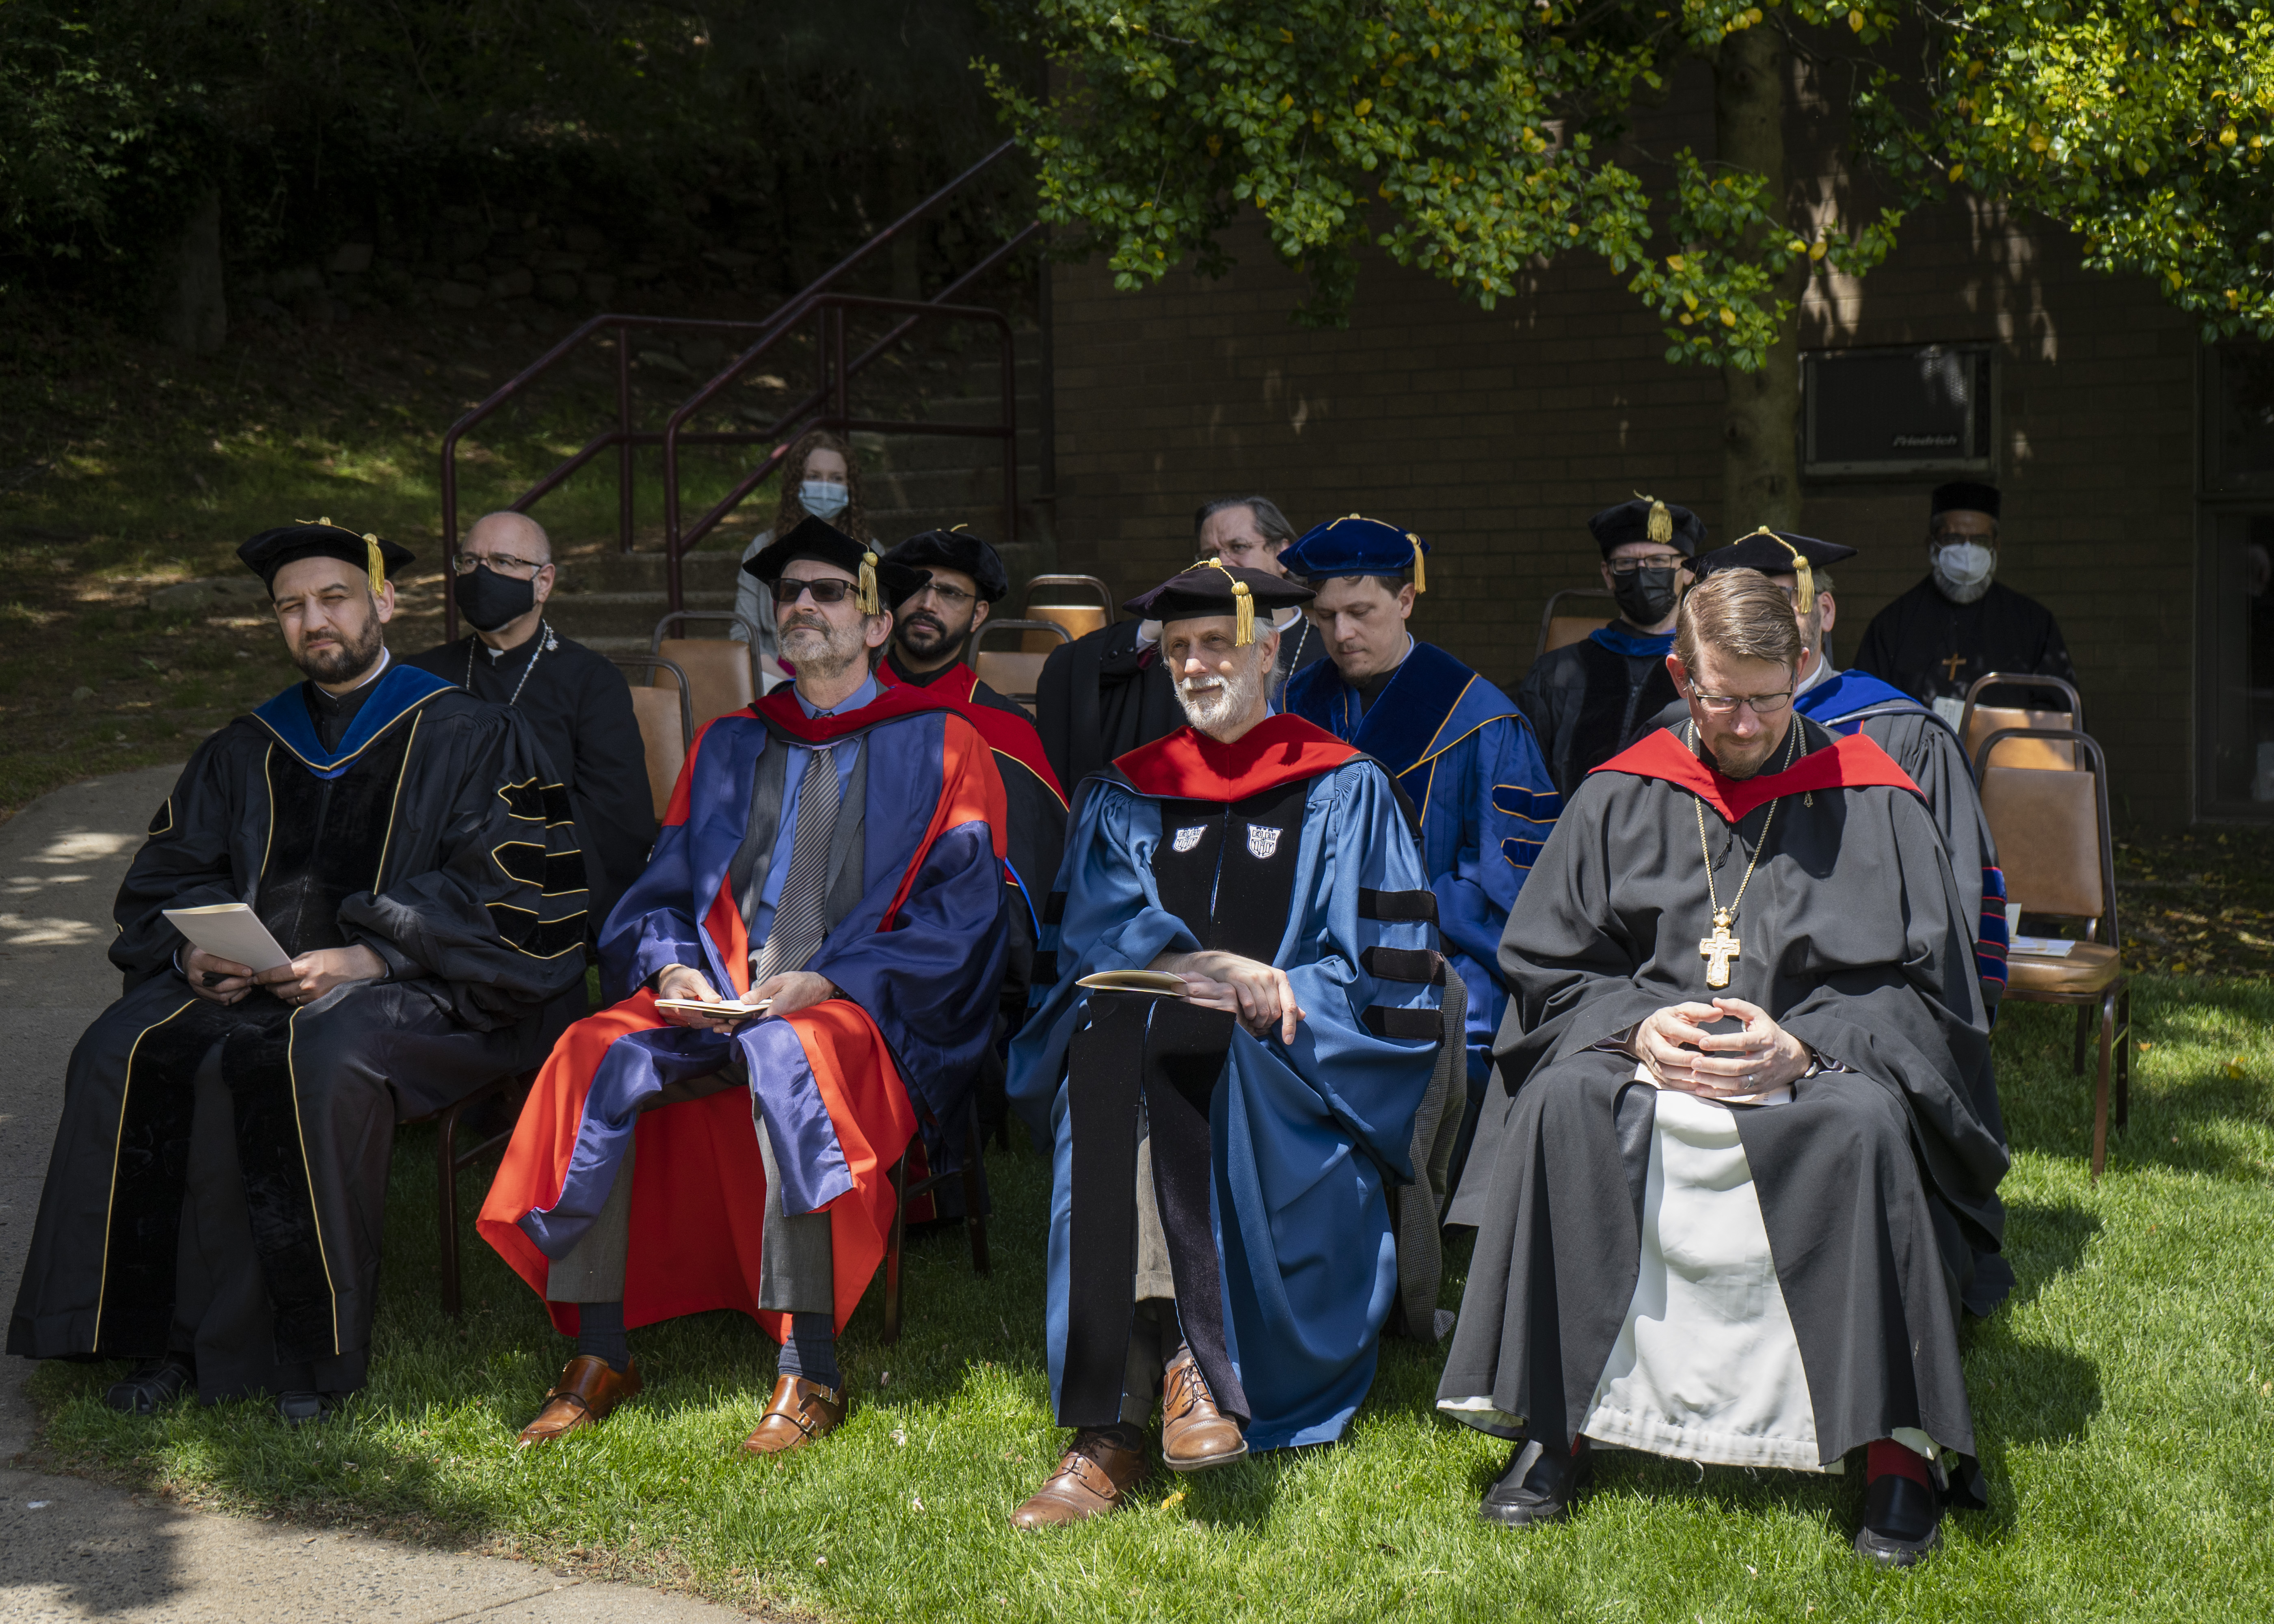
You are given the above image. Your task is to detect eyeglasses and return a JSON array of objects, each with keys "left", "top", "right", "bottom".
[
  {"left": 453, "top": 551, "right": 548, "bottom": 578},
  {"left": 1687, "top": 685, "right": 1793, "bottom": 718},
  {"left": 1606, "top": 557, "right": 1685, "bottom": 577},
  {"left": 771, "top": 576, "right": 859, "bottom": 606},
  {"left": 912, "top": 577, "right": 976, "bottom": 608}
]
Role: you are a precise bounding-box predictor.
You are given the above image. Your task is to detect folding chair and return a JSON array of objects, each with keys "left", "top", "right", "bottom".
[
  {"left": 972, "top": 618, "right": 1072, "bottom": 711},
  {"left": 1962, "top": 672, "right": 2084, "bottom": 774},
  {"left": 650, "top": 611, "right": 763, "bottom": 731},
  {"left": 401, "top": 1068, "right": 538, "bottom": 1317},
  {"left": 1534, "top": 587, "right": 1616, "bottom": 663},
  {"left": 880, "top": 1093, "right": 992, "bottom": 1344},
  {"left": 1020, "top": 574, "right": 1115, "bottom": 652},
  {"left": 1975, "top": 727, "right": 2130, "bottom": 1181},
  {"left": 609, "top": 654, "right": 694, "bottom": 821}
]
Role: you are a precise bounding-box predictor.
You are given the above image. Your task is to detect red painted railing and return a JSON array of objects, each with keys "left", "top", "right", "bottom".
[{"left": 438, "top": 140, "right": 1038, "bottom": 637}]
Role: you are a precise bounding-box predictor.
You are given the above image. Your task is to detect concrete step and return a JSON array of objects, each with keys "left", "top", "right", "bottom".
[
  {"left": 865, "top": 421, "right": 1044, "bottom": 473},
  {"left": 862, "top": 462, "right": 1044, "bottom": 512}
]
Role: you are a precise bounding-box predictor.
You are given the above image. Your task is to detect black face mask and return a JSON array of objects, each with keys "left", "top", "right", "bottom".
[
  {"left": 1611, "top": 566, "right": 1682, "bottom": 627},
  {"left": 456, "top": 564, "right": 536, "bottom": 633}
]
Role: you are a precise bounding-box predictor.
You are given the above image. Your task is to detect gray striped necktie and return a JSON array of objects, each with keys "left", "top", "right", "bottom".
[{"left": 752, "top": 744, "right": 842, "bottom": 982}]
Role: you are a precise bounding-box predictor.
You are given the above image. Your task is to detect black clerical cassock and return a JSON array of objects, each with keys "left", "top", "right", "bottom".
[
  {"left": 1440, "top": 717, "right": 2011, "bottom": 1494},
  {"left": 7, "top": 657, "right": 590, "bottom": 1401}
]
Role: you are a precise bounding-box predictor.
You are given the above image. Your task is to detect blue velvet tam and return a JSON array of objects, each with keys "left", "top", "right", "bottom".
[{"left": 1278, "top": 514, "right": 1430, "bottom": 590}]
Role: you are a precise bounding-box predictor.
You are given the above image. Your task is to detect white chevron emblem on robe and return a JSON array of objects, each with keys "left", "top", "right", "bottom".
[
  {"left": 1247, "top": 825, "right": 1282, "bottom": 859},
  {"left": 1173, "top": 825, "right": 1205, "bottom": 853}
]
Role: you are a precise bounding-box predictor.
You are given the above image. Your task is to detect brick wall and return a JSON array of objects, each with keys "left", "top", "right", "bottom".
[{"left": 1045, "top": 70, "right": 2199, "bottom": 825}]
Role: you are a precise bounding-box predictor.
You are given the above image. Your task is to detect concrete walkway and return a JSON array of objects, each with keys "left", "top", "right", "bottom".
[{"left": 0, "top": 769, "right": 737, "bottom": 1621}]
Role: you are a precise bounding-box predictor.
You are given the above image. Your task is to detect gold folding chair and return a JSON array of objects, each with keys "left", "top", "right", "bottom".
[
  {"left": 1020, "top": 573, "right": 1114, "bottom": 652},
  {"left": 1534, "top": 587, "right": 1616, "bottom": 663},
  {"left": 1976, "top": 727, "right": 2130, "bottom": 1181},
  {"left": 1962, "top": 672, "right": 2084, "bottom": 773},
  {"left": 650, "top": 611, "right": 762, "bottom": 732},
  {"left": 972, "top": 618, "right": 1073, "bottom": 711},
  {"left": 609, "top": 654, "right": 696, "bottom": 821}
]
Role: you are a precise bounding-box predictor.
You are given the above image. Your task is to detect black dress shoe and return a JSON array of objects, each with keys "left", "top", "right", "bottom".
[
  {"left": 1479, "top": 1436, "right": 1593, "bottom": 1528},
  {"left": 103, "top": 1357, "right": 194, "bottom": 1415},
  {"left": 1853, "top": 1473, "right": 1942, "bottom": 1566},
  {"left": 277, "top": 1391, "right": 337, "bottom": 1427}
]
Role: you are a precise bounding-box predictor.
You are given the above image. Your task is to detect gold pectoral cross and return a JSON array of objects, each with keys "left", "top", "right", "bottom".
[
  {"left": 1699, "top": 909, "right": 1741, "bottom": 989},
  {"left": 1940, "top": 651, "right": 1967, "bottom": 683}
]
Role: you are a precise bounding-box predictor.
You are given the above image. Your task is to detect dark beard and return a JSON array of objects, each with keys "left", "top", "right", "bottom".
[
  {"left": 896, "top": 610, "right": 969, "bottom": 664},
  {"left": 296, "top": 612, "right": 385, "bottom": 685}
]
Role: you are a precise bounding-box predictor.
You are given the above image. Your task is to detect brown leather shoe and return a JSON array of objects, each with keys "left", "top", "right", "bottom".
[
  {"left": 1010, "top": 1429, "right": 1151, "bottom": 1528},
  {"left": 516, "top": 1355, "right": 641, "bottom": 1447},
  {"left": 1160, "top": 1351, "right": 1247, "bottom": 1472},
  {"left": 741, "top": 1374, "right": 847, "bottom": 1455}
]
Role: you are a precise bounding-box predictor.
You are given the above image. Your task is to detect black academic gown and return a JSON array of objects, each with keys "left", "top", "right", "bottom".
[
  {"left": 7, "top": 663, "right": 590, "bottom": 1402},
  {"left": 1035, "top": 616, "right": 1323, "bottom": 791},
  {"left": 407, "top": 624, "right": 655, "bottom": 935},
  {"left": 1515, "top": 628, "right": 1682, "bottom": 802},
  {"left": 1851, "top": 577, "right": 2078, "bottom": 713},
  {"left": 1439, "top": 718, "right": 2010, "bottom": 1485}
]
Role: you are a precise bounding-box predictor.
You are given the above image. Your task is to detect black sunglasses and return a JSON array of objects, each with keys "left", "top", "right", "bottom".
[{"left": 770, "top": 577, "right": 859, "bottom": 606}]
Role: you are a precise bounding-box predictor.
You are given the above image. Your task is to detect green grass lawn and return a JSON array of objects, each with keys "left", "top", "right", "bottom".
[{"left": 26, "top": 984, "right": 2274, "bottom": 1621}]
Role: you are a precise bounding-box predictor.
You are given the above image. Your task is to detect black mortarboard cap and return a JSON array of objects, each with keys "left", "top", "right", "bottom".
[
  {"left": 237, "top": 520, "right": 413, "bottom": 594},
  {"left": 1277, "top": 514, "right": 1431, "bottom": 592},
  {"left": 1930, "top": 481, "right": 2001, "bottom": 520},
  {"left": 1697, "top": 528, "right": 1856, "bottom": 614},
  {"left": 1587, "top": 494, "right": 1707, "bottom": 557},
  {"left": 743, "top": 515, "right": 928, "bottom": 613},
  {"left": 885, "top": 527, "right": 1010, "bottom": 603},
  {"left": 1123, "top": 559, "right": 1313, "bottom": 646}
]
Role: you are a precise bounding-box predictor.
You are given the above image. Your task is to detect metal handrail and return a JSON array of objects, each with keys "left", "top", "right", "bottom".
[
  {"left": 437, "top": 138, "right": 1034, "bottom": 639},
  {"left": 661, "top": 292, "right": 1017, "bottom": 615}
]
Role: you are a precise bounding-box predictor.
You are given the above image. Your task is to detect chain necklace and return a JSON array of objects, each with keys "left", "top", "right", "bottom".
[
  {"left": 465, "top": 619, "right": 556, "bottom": 707},
  {"left": 1690, "top": 719, "right": 1801, "bottom": 989}
]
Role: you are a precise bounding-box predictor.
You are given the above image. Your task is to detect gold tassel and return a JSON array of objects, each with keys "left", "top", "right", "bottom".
[
  {"left": 857, "top": 549, "right": 881, "bottom": 615},
  {"left": 1747, "top": 525, "right": 1815, "bottom": 616},
  {"left": 1234, "top": 579, "right": 1254, "bottom": 645},
  {"left": 1407, "top": 533, "right": 1427, "bottom": 593},
  {"left": 1636, "top": 492, "right": 1673, "bottom": 545},
  {"left": 362, "top": 533, "right": 385, "bottom": 595}
]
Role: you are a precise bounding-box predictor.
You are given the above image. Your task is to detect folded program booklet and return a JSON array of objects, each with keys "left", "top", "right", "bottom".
[
  {"left": 652, "top": 997, "right": 771, "bottom": 1019},
  {"left": 1074, "top": 969, "right": 1189, "bottom": 996},
  {"left": 162, "top": 903, "right": 291, "bottom": 974}
]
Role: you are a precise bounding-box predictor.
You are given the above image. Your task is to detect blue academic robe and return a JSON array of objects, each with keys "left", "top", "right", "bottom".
[
  {"left": 1285, "top": 641, "right": 1558, "bottom": 1082},
  {"left": 1009, "top": 725, "right": 1442, "bottom": 1450}
]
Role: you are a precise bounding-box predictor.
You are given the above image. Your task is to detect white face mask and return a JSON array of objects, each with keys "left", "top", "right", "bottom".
[
  {"left": 1932, "top": 540, "right": 1995, "bottom": 603},
  {"left": 800, "top": 479, "right": 849, "bottom": 520}
]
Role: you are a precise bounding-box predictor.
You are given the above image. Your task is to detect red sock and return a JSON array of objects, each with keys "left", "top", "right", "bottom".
[{"left": 1866, "top": 1438, "right": 1932, "bottom": 1487}]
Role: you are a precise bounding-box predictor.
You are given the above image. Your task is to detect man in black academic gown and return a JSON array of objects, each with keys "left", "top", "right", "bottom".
[
  {"left": 9, "top": 523, "right": 589, "bottom": 1423},
  {"left": 1034, "top": 496, "right": 1322, "bottom": 789},
  {"left": 1439, "top": 568, "right": 2010, "bottom": 1568},
  {"left": 1649, "top": 529, "right": 2010, "bottom": 1010},
  {"left": 1851, "top": 481, "right": 2079, "bottom": 729},
  {"left": 1515, "top": 495, "right": 1702, "bottom": 801},
  {"left": 407, "top": 511, "right": 655, "bottom": 937}
]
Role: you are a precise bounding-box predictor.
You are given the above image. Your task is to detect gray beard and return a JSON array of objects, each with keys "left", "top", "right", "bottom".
[
  {"left": 1177, "top": 657, "right": 1267, "bottom": 738},
  {"left": 1931, "top": 565, "right": 1994, "bottom": 605}
]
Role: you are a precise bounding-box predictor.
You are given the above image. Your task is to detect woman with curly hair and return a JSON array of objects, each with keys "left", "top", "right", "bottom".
[{"left": 732, "top": 429, "right": 871, "bottom": 678}]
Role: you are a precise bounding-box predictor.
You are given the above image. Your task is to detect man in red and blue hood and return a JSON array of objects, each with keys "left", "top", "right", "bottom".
[{"left": 480, "top": 517, "right": 1010, "bottom": 1457}]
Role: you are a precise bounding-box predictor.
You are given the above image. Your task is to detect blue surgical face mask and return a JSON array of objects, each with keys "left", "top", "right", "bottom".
[{"left": 800, "top": 479, "right": 849, "bottom": 520}]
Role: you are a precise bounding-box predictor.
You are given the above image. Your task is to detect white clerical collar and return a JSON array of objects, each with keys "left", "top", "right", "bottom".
[
  {"left": 1795, "top": 652, "right": 1835, "bottom": 698},
  {"left": 329, "top": 647, "right": 391, "bottom": 695}
]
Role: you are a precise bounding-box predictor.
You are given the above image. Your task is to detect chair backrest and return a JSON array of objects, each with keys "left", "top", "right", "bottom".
[
  {"left": 972, "top": 618, "right": 1071, "bottom": 710},
  {"left": 1021, "top": 574, "right": 1114, "bottom": 652},
  {"left": 1975, "top": 728, "right": 2118, "bottom": 944},
  {"left": 608, "top": 655, "right": 694, "bottom": 821},
  {"left": 1535, "top": 587, "right": 1616, "bottom": 663},
  {"left": 1961, "top": 672, "right": 2084, "bottom": 772},
  {"left": 651, "top": 639, "right": 756, "bottom": 731}
]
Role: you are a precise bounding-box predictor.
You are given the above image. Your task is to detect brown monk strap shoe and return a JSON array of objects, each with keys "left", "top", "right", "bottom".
[
  {"left": 741, "top": 1374, "right": 847, "bottom": 1456},
  {"left": 516, "top": 1354, "right": 642, "bottom": 1447},
  {"left": 1010, "top": 1428, "right": 1151, "bottom": 1529},
  {"left": 1160, "top": 1351, "right": 1247, "bottom": 1472}
]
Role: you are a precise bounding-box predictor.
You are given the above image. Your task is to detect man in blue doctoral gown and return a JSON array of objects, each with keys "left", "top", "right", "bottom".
[
  {"left": 1280, "top": 514, "right": 1558, "bottom": 1185},
  {"left": 1007, "top": 559, "right": 1443, "bottom": 1527}
]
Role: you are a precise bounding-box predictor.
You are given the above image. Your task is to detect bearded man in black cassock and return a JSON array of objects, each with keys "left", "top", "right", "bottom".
[
  {"left": 1438, "top": 569, "right": 2011, "bottom": 1568},
  {"left": 8, "top": 523, "right": 590, "bottom": 1423}
]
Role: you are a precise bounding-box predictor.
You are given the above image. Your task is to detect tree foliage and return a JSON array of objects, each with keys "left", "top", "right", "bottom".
[{"left": 980, "top": 1, "right": 2274, "bottom": 369}]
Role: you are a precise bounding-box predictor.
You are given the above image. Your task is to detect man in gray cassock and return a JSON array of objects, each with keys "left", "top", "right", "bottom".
[{"left": 1439, "top": 568, "right": 2011, "bottom": 1569}]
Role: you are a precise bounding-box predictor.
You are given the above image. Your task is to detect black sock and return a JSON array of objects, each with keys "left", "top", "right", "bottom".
[
  {"left": 775, "top": 1312, "right": 841, "bottom": 1391},
  {"left": 575, "top": 1300, "right": 629, "bottom": 1372}
]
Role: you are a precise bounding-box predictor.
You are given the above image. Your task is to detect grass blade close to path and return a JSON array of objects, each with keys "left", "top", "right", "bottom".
[{"left": 27, "top": 981, "right": 2274, "bottom": 1620}]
